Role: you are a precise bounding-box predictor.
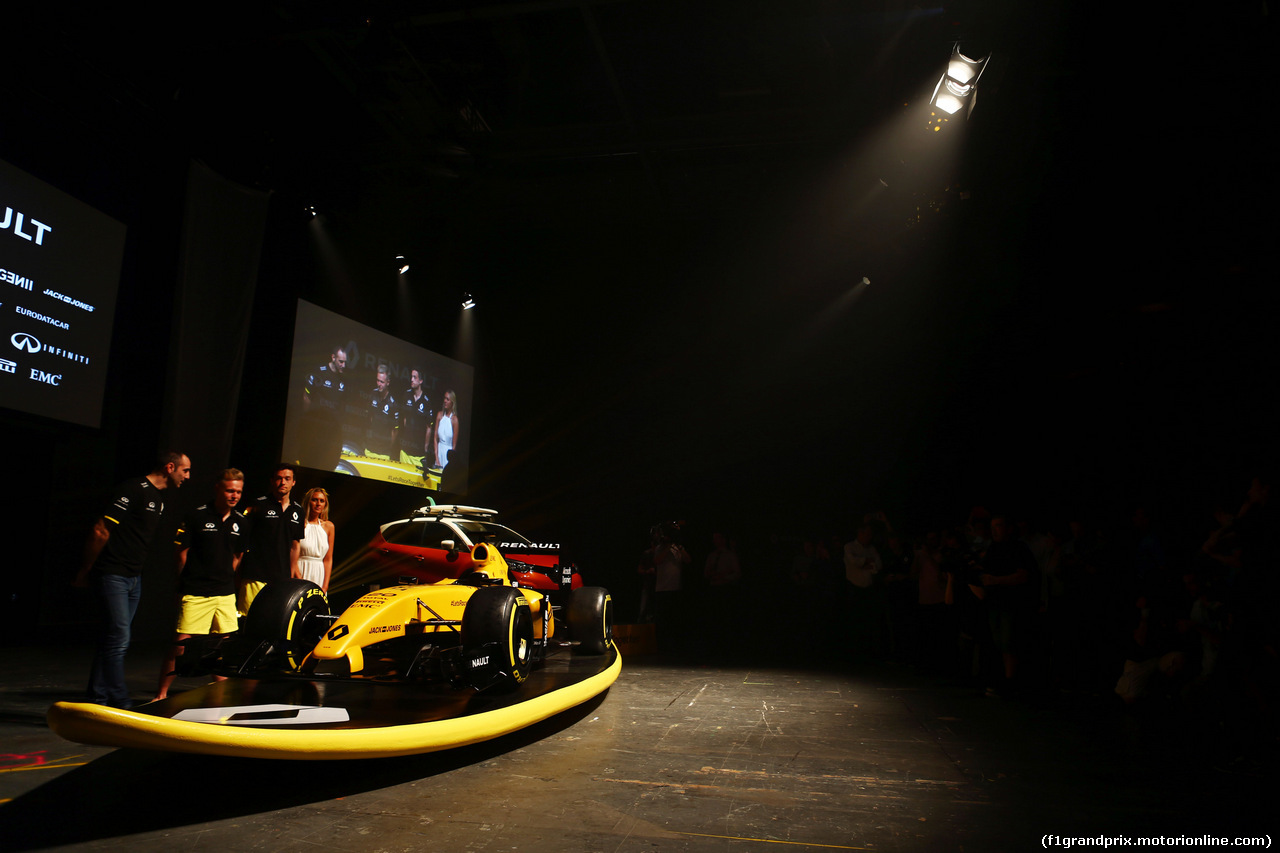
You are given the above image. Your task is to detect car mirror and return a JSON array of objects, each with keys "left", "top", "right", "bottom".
[{"left": 442, "top": 539, "right": 458, "bottom": 562}]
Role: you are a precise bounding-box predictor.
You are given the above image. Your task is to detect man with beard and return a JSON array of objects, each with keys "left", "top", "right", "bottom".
[{"left": 77, "top": 451, "right": 191, "bottom": 708}]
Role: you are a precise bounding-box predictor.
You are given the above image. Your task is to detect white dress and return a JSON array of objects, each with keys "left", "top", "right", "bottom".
[
  {"left": 436, "top": 414, "right": 454, "bottom": 469},
  {"left": 299, "top": 521, "right": 329, "bottom": 587}
]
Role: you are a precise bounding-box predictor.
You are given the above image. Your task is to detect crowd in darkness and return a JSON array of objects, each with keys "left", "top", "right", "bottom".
[{"left": 634, "top": 470, "right": 1279, "bottom": 741}]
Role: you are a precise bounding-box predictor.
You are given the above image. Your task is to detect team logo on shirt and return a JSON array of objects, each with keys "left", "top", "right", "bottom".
[
  {"left": 204, "top": 522, "right": 217, "bottom": 529},
  {"left": 232, "top": 523, "right": 240, "bottom": 532}
]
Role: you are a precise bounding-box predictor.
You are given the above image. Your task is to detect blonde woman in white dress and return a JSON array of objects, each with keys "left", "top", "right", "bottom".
[
  {"left": 299, "top": 488, "right": 335, "bottom": 592},
  {"left": 433, "top": 389, "right": 458, "bottom": 469}
]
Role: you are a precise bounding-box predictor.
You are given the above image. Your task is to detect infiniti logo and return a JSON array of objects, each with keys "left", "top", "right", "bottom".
[{"left": 10, "top": 332, "right": 40, "bottom": 353}]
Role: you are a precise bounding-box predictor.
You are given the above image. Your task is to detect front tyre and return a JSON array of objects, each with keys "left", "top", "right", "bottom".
[
  {"left": 461, "top": 587, "right": 534, "bottom": 690},
  {"left": 245, "top": 579, "right": 330, "bottom": 670},
  {"left": 567, "top": 587, "right": 612, "bottom": 655}
]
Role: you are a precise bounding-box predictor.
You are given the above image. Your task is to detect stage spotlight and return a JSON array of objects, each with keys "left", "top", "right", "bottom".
[
  {"left": 396, "top": 255, "right": 409, "bottom": 274},
  {"left": 461, "top": 292, "right": 475, "bottom": 310},
  {"left": 929, "top": 45, "right": 989, "bottom": 119},
  {"left": 305, "top": 205, "right": 317, "bottom": 218}
]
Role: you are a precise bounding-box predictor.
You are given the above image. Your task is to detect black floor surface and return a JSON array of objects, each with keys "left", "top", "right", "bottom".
[{"left": 0, "top": 642, "right": 1272, "bottom": 851}]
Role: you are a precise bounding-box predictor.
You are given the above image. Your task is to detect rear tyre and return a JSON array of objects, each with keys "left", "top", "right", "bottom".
[
  {"left": 245, "top": 580, "right": 330, "bottom": 670},
  {"left": 567, "top": 587, "right": 612, "bottom": 655},
  {"left": 461, "top": 587, "right": 534, "bottom": 690}
]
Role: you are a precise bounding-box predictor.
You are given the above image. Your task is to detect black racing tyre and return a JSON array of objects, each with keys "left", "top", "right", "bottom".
[
  {"left": 245, "top": 580, "right": 330, "bottom": 670},
  {"left": 567, "top": 587, "right": 612, "bottom": 655},
  {"left": 461, "top": 586, "right": 534, "bottom": 690}
]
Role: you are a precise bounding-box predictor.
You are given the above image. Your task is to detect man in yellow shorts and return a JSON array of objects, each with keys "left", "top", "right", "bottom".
[{"left": 155, "top": 469, "right": 246, "bottom": 701}]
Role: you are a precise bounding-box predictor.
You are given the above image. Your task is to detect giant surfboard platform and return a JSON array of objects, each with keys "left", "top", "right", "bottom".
[{"left": 48, "top": 643, "right": 620, "bottom": 760}]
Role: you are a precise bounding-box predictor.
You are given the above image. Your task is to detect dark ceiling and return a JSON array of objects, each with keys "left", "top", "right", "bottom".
[{"left": 10, "top": 2, "right": 1031, "bottom": 228}]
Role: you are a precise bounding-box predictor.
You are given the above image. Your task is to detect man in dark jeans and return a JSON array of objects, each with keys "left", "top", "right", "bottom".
[{"left": 76, "top": 451, "right": 192, "bottom": 708}]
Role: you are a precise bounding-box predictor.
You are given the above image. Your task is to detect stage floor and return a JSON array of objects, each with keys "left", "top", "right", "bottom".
[{"left": 0, "top": 643, "right": 1270, "bottom": 851}]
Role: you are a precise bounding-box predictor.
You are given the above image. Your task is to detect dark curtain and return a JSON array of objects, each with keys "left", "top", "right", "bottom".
[{"left": 161, "top": 160, "right": 270, "bottom": 477}]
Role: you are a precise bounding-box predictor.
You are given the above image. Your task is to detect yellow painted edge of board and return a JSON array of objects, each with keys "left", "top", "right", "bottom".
[{"left": 47, "top": 645, "right": 621, "bottom": 760}]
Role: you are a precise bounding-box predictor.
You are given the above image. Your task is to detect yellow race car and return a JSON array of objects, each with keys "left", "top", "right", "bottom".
[
  {"left": 334, "top": 445, "right": 443, "bottom": 491},
  {"left": 223, "top": 541, "right": 612, "bottom": 692}
]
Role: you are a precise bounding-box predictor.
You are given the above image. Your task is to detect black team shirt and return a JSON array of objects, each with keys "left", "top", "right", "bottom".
[
  {"left": 239, "top": 496, "right": 305, "bottom": 584},
  {"left": 174, "top": 505, "right": 246, "bottom": 597},
  {"left": 93, "top": 478, "right": 166, "bottom": 578}
]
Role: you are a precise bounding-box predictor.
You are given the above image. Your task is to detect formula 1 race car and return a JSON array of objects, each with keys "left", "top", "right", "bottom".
[
  {"left": 335, "top": 445, "right": 443, "bottom": 492},
  {"left": 216, "top": 540, "right": 612, "bottom": 693}
]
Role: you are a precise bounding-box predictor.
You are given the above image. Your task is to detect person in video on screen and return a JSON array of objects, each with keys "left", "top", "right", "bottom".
[
  {"left": 299, "top": 345, "right": 348, "bottom": 468},
  {"left": 432, "top": 389, "right": 459, "bottom": 470},
  {"left": 399, "top": 367, "right": 432, "bottom": 469},
  {"left": 366, "top": 363, "right": 399, "bottom": 458}
]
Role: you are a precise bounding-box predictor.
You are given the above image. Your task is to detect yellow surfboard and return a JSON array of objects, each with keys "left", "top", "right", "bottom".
[{"left": 49, "top": 643, "right": 619, "bottom": 760}]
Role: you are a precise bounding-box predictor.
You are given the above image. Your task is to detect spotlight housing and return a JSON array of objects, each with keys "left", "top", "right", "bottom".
[
  {"left": 929, "top": 46, "right": 989, "bottom": 119},
  {"left": 396, "top": 255, "right": 409, "bottom": 274},
  {"left": 461, "top": 293, "right": 475, "bottom": 310}
]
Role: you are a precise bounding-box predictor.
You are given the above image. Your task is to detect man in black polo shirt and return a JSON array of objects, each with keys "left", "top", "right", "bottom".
[
  {"left": 299, "top": 344, "right": 348, "bottom": 469},
  {"left": 398, "top": 367, "right": 433, "bottom": 470},
  {"left": 237, "top": 463, "right": 305, "bottom": 618},
  {"left": 155, "top": 468, "right": 245, "bottom": 701},
  {"left": 366, "top": 363, "right": 399, "bottom": 457},
  {"left": 77, "top": 450, "right": 191, "bottom": 708}
]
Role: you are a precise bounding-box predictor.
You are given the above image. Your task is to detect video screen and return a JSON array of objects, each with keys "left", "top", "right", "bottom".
[
  {"left": 0, "top": 159, "right": 127, "bottom": 428},
  {"left": 282, "top": 299, "right": 473, "bottom": 494}
]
